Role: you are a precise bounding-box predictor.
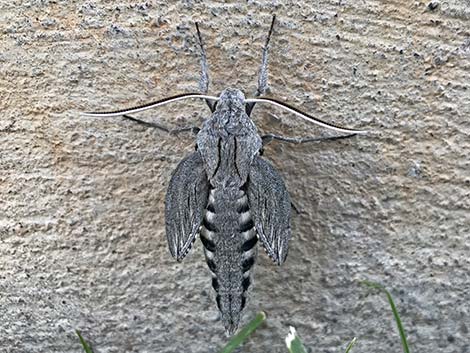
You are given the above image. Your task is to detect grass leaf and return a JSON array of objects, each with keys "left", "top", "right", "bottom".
[
  {"left": 285, "top": 326, "right": 308, "bottom": 353},
  {"left": 362, "top": 281, "right": 410, "bottom": 353},
  {"left": 219, "top": 311, "right": 266, "bottom": 353},
  {"left": 344, "top": 337, "right": 357, "bottom": 353},
  {"left": 76, "top": 330, "right": 94, "bottom": 353}
]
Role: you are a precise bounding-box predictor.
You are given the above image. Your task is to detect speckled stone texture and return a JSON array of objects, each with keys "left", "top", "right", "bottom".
[{"left": 1, "top": 1, "right": 469, "bottom": 352}]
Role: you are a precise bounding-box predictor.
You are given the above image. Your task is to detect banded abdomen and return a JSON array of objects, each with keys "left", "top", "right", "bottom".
[{"left": 200, "top": 187, "right": 258, "bottom": 334}]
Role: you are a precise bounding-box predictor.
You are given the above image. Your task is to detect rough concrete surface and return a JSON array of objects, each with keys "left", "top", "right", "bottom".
[{"left": 1, "top": 0, "right": 469, "bottom": 352}]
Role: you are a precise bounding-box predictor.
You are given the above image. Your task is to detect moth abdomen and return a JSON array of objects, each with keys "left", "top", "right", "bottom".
[{"left": 200, "top": 187, "right": 258, "bottom": 334}]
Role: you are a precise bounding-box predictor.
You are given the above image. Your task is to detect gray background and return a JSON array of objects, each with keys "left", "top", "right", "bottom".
[{"left": 1, "top": 1, "right": 469, "bottom": 352}]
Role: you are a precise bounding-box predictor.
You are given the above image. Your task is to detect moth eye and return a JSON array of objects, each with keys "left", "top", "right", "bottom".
[
  {"left": 194, "top": 144, "right": 198, "bottom": 151},
  {"left": 259, "top": 148, "right": 264, "bottom": 156}
]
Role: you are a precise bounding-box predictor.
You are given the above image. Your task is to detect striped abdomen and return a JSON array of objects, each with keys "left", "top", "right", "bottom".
[{"left": 200, "top": 187, "right": 258, "bottom": 334}]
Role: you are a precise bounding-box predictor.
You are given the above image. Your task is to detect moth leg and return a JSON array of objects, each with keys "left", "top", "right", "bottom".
[
  {"left": 291, "top": 200, "right": 301, "bottom": 215},
  {"left": 246, "top": 15, "right": 276, "bottom": 116},
  {"left": 123, "top": 114, "right": 200, "bottom": 135},
  {"left": 195, "top": 22, "right": 215, "bottom": 112},
  {"left": 261, "top": 133, "right": 356, "bottom": 146}
]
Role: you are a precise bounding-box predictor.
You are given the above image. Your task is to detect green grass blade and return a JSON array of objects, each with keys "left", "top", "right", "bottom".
[
  {"left": 76, "top": 330, "right": 94, "bottom": 353},
  {"left": 344, "top": 337, "right": 357, "bottom": 353},
  {"left": 362, "top": 281, "right": 410, "bottom": 353},
  {"left": 219, "top": 311, "right": 266, "bottom": 353},
  {"left": 285, "top": 327, "right": 308, "bottom": 353}
]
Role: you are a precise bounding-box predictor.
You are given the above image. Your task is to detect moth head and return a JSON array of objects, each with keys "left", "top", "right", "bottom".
[{"left": 215, "top": 88, "right": 245, "bottom": 110}]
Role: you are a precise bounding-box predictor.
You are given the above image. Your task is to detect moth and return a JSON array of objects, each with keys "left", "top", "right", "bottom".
[{"left": 82, "top": 16, "right": 367, "bottom": 334}]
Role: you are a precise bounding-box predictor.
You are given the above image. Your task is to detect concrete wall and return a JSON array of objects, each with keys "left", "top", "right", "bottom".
[{"left": 1, "top": 1, "right": 469, "bottom": 352}]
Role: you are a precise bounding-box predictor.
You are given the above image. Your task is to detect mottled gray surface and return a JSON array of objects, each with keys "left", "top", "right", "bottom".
[{"left": 1, "top": 1, "right": 469, "bottom": 352}]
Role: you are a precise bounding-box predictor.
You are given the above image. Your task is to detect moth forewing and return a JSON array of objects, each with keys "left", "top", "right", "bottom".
[
  {"left": 164, "top": 151, "right": 209, "bottom": 261},
  {"left": 247, "top": 157, "right": 291, "bottom": 265}
]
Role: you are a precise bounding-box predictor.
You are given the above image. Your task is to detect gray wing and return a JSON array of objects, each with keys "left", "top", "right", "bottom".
[
  {"left": 247, "top": 157, "right": 291, "bottom": 265},
  {"left": 165, "top": 151, "right": 210, "bottom": 261}
]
